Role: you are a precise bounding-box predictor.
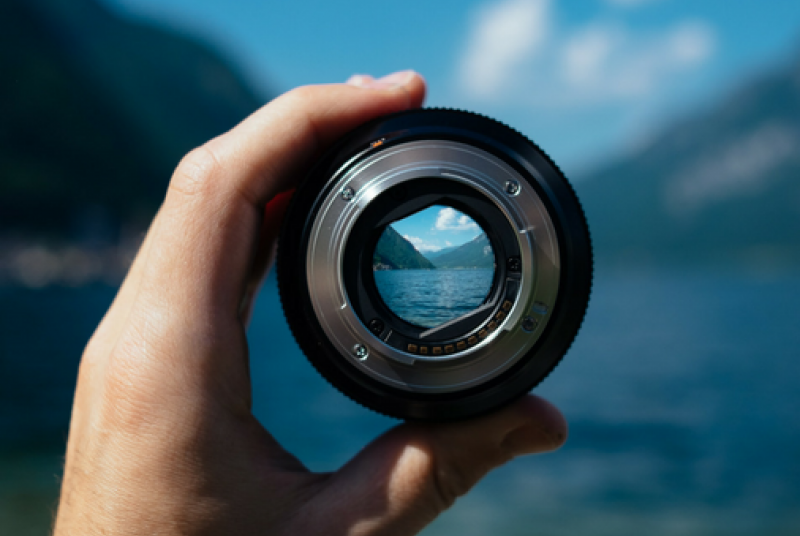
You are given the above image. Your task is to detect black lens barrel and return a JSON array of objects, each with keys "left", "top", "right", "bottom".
[{"left": 277, "top": 109, "right": 592, "bottom": 421}]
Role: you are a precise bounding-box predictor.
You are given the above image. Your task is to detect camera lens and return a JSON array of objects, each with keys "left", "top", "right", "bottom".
[{"left": 277, "top": 109, "right": 592, "bottom": 421}]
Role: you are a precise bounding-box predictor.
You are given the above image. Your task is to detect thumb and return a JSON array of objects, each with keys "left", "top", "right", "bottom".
[{"left": 297, "top": 395, "right": 567, "bottom": 536}]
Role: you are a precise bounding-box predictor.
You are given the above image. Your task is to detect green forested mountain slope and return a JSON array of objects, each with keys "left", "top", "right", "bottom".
[
  {"left": 430, "top": 233, "right": 494, "bottom": 269},
  {"left": 373, "top": 226, "right": 436, "bottom": 270},
  {"left": 1, "top": 0, "right": 265, "bottom": 242},
  {"left": 424, "top": 245, "right": 459, "bottom": 261}
]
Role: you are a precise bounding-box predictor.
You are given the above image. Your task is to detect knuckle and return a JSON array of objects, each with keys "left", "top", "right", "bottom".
[
  {"left": 169, "top": 144, "right": 224, "bottom": 200},
  {"left": 423, "top": 433, "right": 513, "bottom": 513},
  {"left": 430, "top": 457, "right": 473, "bottom": 510},
  {"left": 424, "top": 440, "right": 484, "bottom": 512},
  {"left": 284, "top": 84, "right": 318, "bottom": 105}
]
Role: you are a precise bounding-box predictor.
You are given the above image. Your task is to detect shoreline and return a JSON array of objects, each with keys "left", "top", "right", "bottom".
[{"left": 0, "top": 239, "right": 141, "bottom": 289}]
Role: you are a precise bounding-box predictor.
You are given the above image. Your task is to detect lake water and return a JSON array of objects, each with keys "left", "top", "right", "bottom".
[
  {"left": 373, "top": 269, "right": 494, "bottom": 327},
  {"left": 2, "top": 269, "right": 799, "bottom": 535}
]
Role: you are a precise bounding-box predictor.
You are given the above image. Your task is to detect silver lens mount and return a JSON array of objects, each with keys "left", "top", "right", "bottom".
[{"left": 306, "top": 140, "right": 560, "bottom": 393}]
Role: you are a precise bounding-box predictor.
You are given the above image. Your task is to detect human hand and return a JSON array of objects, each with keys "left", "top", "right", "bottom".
[{"left": 54, "top": 71, "right": 568, "bottom": 536}]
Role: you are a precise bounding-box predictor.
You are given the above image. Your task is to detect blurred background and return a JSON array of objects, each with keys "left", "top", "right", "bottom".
[{"left": 2, "top": 0, "right": 799, "bottom": 534}]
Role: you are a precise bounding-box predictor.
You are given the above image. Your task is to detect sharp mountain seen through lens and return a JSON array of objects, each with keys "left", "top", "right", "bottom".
[{"left": 372, "top": 205, "right": 496, "bottom": 329}]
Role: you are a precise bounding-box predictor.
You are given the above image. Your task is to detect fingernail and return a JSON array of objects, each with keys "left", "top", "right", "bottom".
[
  {"left": 502, "top": 424, "right": 566, "bottom": 456},
  {"left": 346, "top": 74, "right": 374, "bottom": 87},
  {"left": 374, "top": 70, "right": 415, "bottom": 87},
  {"left": 347, "top": 70, "right": 415, "bottom": 90}
]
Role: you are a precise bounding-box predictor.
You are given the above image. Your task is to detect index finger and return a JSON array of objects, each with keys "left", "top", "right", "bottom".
[{"left": 141, "top": 73, "right": 427, "bottom": 318}]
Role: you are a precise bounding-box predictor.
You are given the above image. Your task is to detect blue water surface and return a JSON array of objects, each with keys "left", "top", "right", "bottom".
[
  {"left": 373, "top": 269, "right": 494, "bottom": 327},
  {"left": 1, "top": 269, "right": 799, "bottom": 535}
]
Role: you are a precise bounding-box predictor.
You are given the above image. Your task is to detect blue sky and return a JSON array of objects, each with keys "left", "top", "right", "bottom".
[
  {"left": 102, "top": 0, "right": 800, "bottom": 175},
  {"left": 390, "top": 206, "right": 482, "bottom": 254}
]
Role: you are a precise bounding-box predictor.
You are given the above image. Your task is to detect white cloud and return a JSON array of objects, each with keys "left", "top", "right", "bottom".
[
  {"left": 433, "top": 207, "right": 480, "bottom": 232},
  {"left": 403, "top": 235, "right": 442, "bottom": 253},
  {"left": 559, "top": 20, "right": 715, "bottom": 103},
  {"left": 667, "top": 21, "right": 715, "bottom": 64},
  {"left": 458, "top": 0, "right": 550, "bottom": 98},
  {"left": 562, "top": 24, "right": 621, "bottom": 87},
  {"left": 457, "top": 0, "right": 715, "bottom": 108}
]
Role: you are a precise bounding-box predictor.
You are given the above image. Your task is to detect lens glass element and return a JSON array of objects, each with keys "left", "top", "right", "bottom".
[{"left": 372, "top": 205, "right": 496, "bottom": 329}]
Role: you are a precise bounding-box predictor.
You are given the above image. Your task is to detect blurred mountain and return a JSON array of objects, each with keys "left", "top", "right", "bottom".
[
  {"left": 576, "top": 54, "right": 800, "bottom": 268},
  {"left": 373, "top": 226, "right": 436, "bottom": 270},
  {"left": 1, "top": 0, "right": 265, "bottom": 243},
  {"left": 430, "top": 233, "right": 494, "bottom": 269}
]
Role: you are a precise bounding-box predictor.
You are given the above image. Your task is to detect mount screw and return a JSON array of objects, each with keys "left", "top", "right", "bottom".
[
  {"left": 353, "top": 344, "right": 369, "bottom": 360},
  {"left": 505, "top": 180, "right": 520, "bottom": 196},
  {"left": 521, "top": 316, "right": 538, "bottom": 332}
]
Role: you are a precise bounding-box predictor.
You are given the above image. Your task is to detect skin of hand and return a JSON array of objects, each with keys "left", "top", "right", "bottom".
[{"left": 53, "top": 71, "right": 568, "bottom": 536}]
